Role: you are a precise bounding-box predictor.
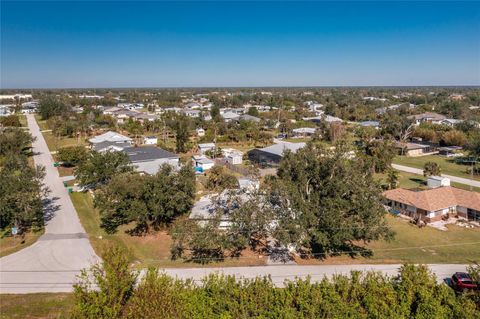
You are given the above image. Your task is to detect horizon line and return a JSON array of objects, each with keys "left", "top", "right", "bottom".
[{"left": 1, "top": 84, "right": 480, "bottom": 91}]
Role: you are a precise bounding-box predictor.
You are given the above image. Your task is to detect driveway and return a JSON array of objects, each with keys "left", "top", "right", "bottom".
[
  {"left": 392, "top": 164, "right": 480, "bottom": 188},
  {"left": 0, "top": 114, "right": 99, "bottom": 294}
]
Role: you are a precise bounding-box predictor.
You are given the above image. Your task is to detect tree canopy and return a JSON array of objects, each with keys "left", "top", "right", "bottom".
[
  {"left": 38, "top": 96, "right": 69, "bottom": 120},
  {"left": 95, "top": 164, "right": 196, "bottom": 234},
  {"left": 75, "top": 151, "right": 133, "bottom": 186}
]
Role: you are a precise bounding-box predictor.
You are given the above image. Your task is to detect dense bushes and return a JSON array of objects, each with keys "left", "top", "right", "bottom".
[{"left": 72, "top": 247, "right": 480, "bottom": 319}]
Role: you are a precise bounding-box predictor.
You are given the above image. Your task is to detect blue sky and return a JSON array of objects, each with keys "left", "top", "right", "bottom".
[{"left": 1, "top": 1, "right": 479, "bottom": 88}]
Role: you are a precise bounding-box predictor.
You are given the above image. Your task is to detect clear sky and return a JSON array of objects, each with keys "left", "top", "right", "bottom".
[{"left": 1, "top": 1, "right": 479, "bottom": 88}]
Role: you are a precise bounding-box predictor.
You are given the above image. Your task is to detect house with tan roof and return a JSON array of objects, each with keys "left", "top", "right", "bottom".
[{"left": 383, "top": 186, "right": 480, "bottom": 223}]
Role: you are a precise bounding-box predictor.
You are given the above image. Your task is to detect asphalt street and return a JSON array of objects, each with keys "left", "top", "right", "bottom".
[{"left": 0, "top": 114, "right": 99, "bottom": 293}]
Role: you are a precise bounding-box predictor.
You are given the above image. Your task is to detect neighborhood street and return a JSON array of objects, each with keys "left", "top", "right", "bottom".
[
  {"left": 163, "top": 264, "right": 466, "bottom": 286},
  {"left": 0, "top": 115, "right": 99, "bottom": 294},
  {"left": 0, "top": 116, "right": 474, "bottom": 294},
  {"left": 392, "top": 163, "right": 480, "bottom": 188}
]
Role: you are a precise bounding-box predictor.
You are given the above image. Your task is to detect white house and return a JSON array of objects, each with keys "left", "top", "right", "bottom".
[
  {"left": 196, "top": 128, "right": 205, "bottom": 137},
  {"left": 88, "top": 131, "right": 133, "bottom": 145},
  {"left": 221, "top": 111, "right": 240, "bottom": 122},
  {"left": 192, "top": 155, "right": 215, "bottom": 172},
  {"left": 427, "top": 176, "right": 451, "bottom": 189},
  {"left": 441, "top": 119, "right": 463, "bottom": 127},
  {"left": 182, "top": 109, "right": 201, "bottom": 118},
  {"left": 198, "top": 143, "right": 216, "bottom": 155},
  {"left": 407, "top": 112, "right": 446, "bottom": 125},
  {"left": 143, "top": 136, "right": 158, "bottom": 145},
  {"left": 292, "top": 127, "right": 316, "bottom": 137},
  {"left": 222, "top": 148, "right": 243, "bottom": 165}
]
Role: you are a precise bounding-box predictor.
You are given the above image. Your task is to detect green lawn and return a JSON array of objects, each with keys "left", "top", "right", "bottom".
[
  {"left": 18, "top": 114, "right": 27, "bottom": 127},
  {"left": 70, "top": 192, "right": 266, "bottom": 268},
  {"left": 367, "top": 215, "right": 480, "bottom": 264},
  {"left": 393, "top": 155, "right": 479, "bottom": 181},
  {"left": 298, "top": 214, "right": 480, "bottom": 265},
  {"left": 42, "top": 131, "right": 85, "bottom": 153},
  {"left": 34, "top": 115, "right": 49, "bottom": 131},
  {"left": 34, "top": 116, "right": 85, "bottom": 153},
  {"left": 0, "top": 293, "right": 74, "bottom": 319},
  {"left": 376, "top": 171, "right": 480, "bottom": 192},
  {"left": 0, "top": 229, "right": 44, "bottom": 258}
]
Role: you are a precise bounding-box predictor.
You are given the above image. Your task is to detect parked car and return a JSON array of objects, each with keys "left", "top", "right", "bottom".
[{"left": 451, "top": 272, "right": 478, "bottom": 292}]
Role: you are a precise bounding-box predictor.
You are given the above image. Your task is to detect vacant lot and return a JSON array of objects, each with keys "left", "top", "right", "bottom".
[
  {"left": 297, "top": 214, "right": 480, "bottom": 265},
  {"left": 71, "top": 191, "right": 480, "bottom": 267},
  {"left": 34, "top": 116, "right": 86, "bottom": 153},
  {"left": 71, "top": 192, "right": 267, "bottom": 268},
  {"left": 0, "top": 293, "right": 74, "bottom": 319},
  {"left": 393, "top": 155, "right": 479, "bottom": 181}
]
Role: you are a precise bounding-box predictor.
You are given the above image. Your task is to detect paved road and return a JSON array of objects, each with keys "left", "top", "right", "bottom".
[
  {"left": 0, "top": 114, "right": 99, "bottom": 294},
  {"left": 392, "top": 164, "right": 480, "bottom": 188},
  {"left": 162, "top": 264, "right": 467, "bottom": 286}
]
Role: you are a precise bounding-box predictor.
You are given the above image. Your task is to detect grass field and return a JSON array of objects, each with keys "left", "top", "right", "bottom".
[
  {"left": 34, "top": 116, "right": 86, "bottom": 153},
  {"left": 0, "top": 293, "right": 74, "bottom": 319},
  {"left": 71, "top": 192, "right": 267, "bottom": 268},
  {"left": 393, "top": 155, "right": 479, "bottom": 181},
  {"left": 296, "top": 214, "right": 480, "bottom": 265},
  {"left": 0, "top": 229, "right": 44, "bottom": 258},
  {"left": 18, "top": 114, "right": 27, "bottom": 127}
]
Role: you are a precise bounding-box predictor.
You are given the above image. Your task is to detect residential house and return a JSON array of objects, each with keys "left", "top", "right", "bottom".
[
  {"left": 440, "top": 119, "right": 463, "bottom": 127},
  {"left": 91, "top": 141, "right": 131, "bottom": 153},
  {"left": 192, "top": 155, "right": 215, "bottom": 172},
  {"left": 248, "top": 141, "right": 306, "bottom": 166},
  {"left": 221, "top": 111, "right": 241, "bottom": 122},
  {"left": 124, "top": 146, "right": 179, "bottom": 175},
  {"left": 89, "top": 131, "right": 133, "bottom": 145},
  {"left": 408, "top": 112, "right": 446, "bottom": 125},
  {"left": 395, "top": 142, "right": 434, "bottom": 157},
  {"left": 438, "top": 146, "right": 463, "bottom": 157},
  {"left": 383, "top": 186, "right": 480, "bottom": 222},
  {"left": 132, "top": 113, "right": 158, "bottom": 123},
  {"left": 0, "top": 105, "right": 13, "bottom": 117},
  {"left": 222, "top": 148, "right": 243, "bottom": 165},
  {"left": 198, "top": 143, "right": 216, "bottom": 155},
  {"left": 143, "top": 136, "right": 158, "bottom": 145},
  {"left": 185, "top": 102, "right": 202, "bottom": 109},
  {"left": 292, "top": 127, "right": 316, "bottom": 137},
  {"left": 359, "top": 121, "right": 380, "bottom": 128},
  {"left": 182, "top": 109, "right": 201, "bottom": 118}
]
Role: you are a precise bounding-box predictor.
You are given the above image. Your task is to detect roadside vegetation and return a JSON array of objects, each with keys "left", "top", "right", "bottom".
[
  {"left": 72, "top": 247, "right": 480, "bottom": 318},
  {"left": 0, "top": 126, "right": 47, "bottom": 254}
]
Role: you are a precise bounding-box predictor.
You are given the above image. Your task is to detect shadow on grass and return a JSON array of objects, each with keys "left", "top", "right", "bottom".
[{"left": 409, "top": 178, "right": 426, "bottom": 185}]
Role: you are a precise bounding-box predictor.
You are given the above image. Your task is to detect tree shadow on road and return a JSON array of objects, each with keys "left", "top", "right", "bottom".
[{"left": 43, "top": 196, "right": 61, "bottom": 222}]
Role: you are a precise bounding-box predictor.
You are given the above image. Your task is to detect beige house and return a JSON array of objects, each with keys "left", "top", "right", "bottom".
[{"left": 383, "top": 186, "right": 480, "bottom": 223}]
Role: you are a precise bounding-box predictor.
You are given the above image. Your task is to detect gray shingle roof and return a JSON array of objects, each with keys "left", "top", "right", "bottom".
[{"left": 124, "top": 146, "right": 178, "bottom": 162}]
